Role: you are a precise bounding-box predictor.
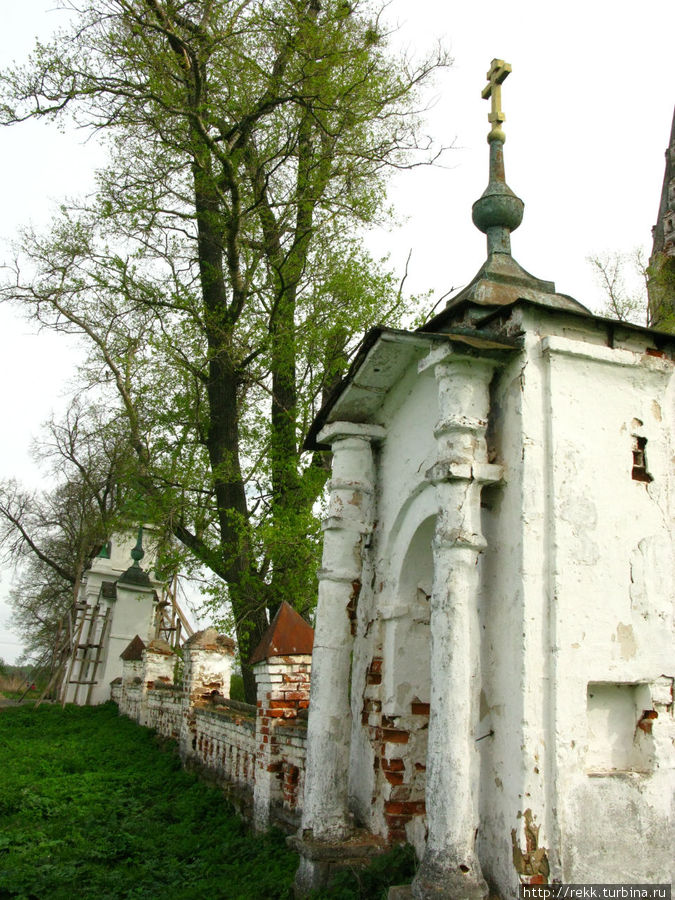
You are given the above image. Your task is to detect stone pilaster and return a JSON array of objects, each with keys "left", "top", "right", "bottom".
[
  {"left": 294, "top": 421, "right": 384, "bottom": 893},
  {"left": 253, "top": 654, "right": 311, "bottom": 832},
  {"left": 179, "top": 628, "right": 236, "bottom": 761},
  {"left": 413, "top": 350, "right": 502, "bottom": 900},
  {"left": 139, "top": 638, "right": 175, "bottom": 726}
]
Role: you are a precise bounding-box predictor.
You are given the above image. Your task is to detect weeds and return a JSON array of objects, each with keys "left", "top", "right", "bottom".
[
  {"left": 0, "top": 703, "right": 416, "bottom": 898},
  {"left": 0, "top": 703, "right": 296, "bottom": 899}
]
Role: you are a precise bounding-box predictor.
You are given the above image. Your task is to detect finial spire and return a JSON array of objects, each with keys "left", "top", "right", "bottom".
[
  {"left": 130, "top": 526, "right": 145, "bottom": 567},
  {"left": 472, "top": 58, "right": 524, "bottom": 256},
  {"left": 118, "top": 525, "right": 151, "bottom": 587}
]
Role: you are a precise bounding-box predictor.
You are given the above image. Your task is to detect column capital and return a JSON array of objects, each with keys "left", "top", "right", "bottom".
[
  {"left": 316, "top": 421, "right": 386, "bottom": 446},
  {"left": 418, "top": 343, "right": 505, "bottom": 377},
  {"left": 426, "top": 461, "right": 504, "bottom": 485}
]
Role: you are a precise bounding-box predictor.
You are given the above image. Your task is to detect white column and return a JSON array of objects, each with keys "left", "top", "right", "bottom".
[
  {"left": 300, "top": 422, "right": 384, "bottom": 842},
  {"left": 413, "top": 352, "right": 502, "bottom": 900}
]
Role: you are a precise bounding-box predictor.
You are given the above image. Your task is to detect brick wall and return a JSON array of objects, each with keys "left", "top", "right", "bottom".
[
  {"left": 119, "top": 681, "right": 142, "bottom": 722},
  {"left": 253, "top": 655, "right": 311, "bottom": 831},
  {"left": 111, "top": 641, "right": 310, "bottom": 833},
  {"left": 361, "top": 656, "right": 429, "bottom": 849},
  {"left": 145, "top": 685, "right": 183, "bottom": 740}
]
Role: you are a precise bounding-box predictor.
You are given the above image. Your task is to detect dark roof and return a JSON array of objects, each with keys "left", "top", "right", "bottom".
[
  {"left": 304, "top": 326, "right": 519, "bottom": 451},
  {"left": 249, "top": 602, "right": 314, "bottom": 664},
  {"left": 120, "top": 635, "right": 146, "bottom": 661},
  {"left": 118, "top": 564, "right": 152, "bottom": 587},
  {"left": 432, "top": 252, "right": 591, "bottom": 328},
  {"left": 100, "top": 581, "right": 117, "bottom": 600}
]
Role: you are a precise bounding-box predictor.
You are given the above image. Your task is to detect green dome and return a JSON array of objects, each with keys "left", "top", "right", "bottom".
[{"left": 472, "top": 181, "right": 524, "bottom": 235}]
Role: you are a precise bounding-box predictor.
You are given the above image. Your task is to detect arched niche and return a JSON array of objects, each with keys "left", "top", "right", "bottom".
[{"left": 381, "top": 513, "right": 435, "bottom": 716}]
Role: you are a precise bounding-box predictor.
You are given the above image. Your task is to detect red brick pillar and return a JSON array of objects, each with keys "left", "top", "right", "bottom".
[{"left": 249, "top": 602, "right": 314, "bottom": 832}]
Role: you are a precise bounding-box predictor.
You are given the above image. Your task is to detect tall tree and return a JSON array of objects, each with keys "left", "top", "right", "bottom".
[
  {"left": 1, "top": 0, "right": 448, "bottom": 699},
  {"left": 587, "top": 249, "right": 650, "bottom": 325},
  {"left": 0, "top": 401, "right": 131, "bottom": 671}
]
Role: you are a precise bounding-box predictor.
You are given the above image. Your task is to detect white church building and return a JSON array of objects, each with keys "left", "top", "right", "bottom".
[{"left": 293, "top": 62, "right": 674, "bottom": 897}]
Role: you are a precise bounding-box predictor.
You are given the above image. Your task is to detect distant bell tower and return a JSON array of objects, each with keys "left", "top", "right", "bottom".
[{"left": 648, "top": 107, "right": 675, "bottom": 330}]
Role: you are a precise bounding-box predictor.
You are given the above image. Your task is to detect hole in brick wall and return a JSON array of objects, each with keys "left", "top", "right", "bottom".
[
  {"left": 631, "top": 436, "right": 653, "bottom": 483},
  {"left": 586, "top": 682, "right": 655, "bottom": 774}
]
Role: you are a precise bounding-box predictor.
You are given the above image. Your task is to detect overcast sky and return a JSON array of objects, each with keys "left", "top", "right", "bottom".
[{"left": 0, "top": 0, "right": 673, "bottom": 662}]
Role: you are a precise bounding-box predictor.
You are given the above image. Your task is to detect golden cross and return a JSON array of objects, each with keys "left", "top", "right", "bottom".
[{"left": 481, "top": 58, "right": 512, "bottom": 142}]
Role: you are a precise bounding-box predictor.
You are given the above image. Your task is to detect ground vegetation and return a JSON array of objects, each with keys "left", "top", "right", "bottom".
[{"left": 0, "top": 702, "right": 415, "bottom": 897}]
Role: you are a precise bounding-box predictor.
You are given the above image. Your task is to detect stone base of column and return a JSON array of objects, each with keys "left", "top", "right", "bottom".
[
  {"left": 411, "top": 850, "right": 488, "bottom": 900},
  {"left": 290, "top": 829, "right": 387, "bottom": 896},
  {"left": 388, "top": 886, "right": 414, "bottom": 899}
]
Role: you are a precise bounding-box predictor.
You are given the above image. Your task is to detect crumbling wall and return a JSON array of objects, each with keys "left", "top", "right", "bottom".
[
  {"left": 118, "top": 681, "right": 142, "bottom": 722},
  {"left": 111, "top": 638, "right": 310, "bottom": 832},
  {"left": 145, "top": 685, "right": 183, "bottom": 740}
]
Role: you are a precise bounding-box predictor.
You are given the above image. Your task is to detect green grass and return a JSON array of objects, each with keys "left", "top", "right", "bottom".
[
  {"left": 0, "top": 703, "right": 297, "bottom": 899},
  {"left": 0, "top": 703, "right": 415, "bottom": 898}
]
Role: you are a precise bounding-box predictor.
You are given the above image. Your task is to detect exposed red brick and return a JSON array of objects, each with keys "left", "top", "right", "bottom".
[
  {"left": 415, "top": 762, "right": 426, "bottom": 772},
  {"left": 369, "top": 658, "right": 383, "bottom": 674},
  {"left": 362, "top": 711, "right": 369, "bottom": 725},
  {"left": 646, "top": 347, "right": 665, "bottom": 358},
  {"left": 384, "top": 800, "right": 405, "bottom": 815},
  {"left": 382, "top": 758, "right": 405, "bottom": 772},
  {"left": 411, "top": 701, "right": 430, "bottom": 716},
  {"left": 384, "top": 813, "right": 412, "bottom": 828},
  {"left": 401, "top": 800, "right": 425, "bottom": 815},
  {"left": 298, "top": 700, "right": 309, "bottom": 708},
  {"left": 366, "top": 673, "right": 382, "bottom": 685},
  {"left": 267, "top": 762, "right": 282, "bottom": 773},
  {"left": 390, "top": 784, "right": 412, "bottom": 801},
  {"left": 283, "top": 691, "right": 308, "bottom": 701},
  {"left": 381, "top": 728, "right": 409, "bottom": 743},
  {"left": 385, "top": 771, "right": 404, "bottom": 785}
]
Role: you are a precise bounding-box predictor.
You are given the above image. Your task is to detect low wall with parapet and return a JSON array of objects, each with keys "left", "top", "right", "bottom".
[
  {"left": 145, "top": 684, "right": 183, "bottom": 740},
  {"left": 111, "top": 630, "right": 310, "bottom": 832}
]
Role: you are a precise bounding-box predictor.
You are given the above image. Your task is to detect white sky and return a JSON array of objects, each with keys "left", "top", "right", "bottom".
[{"left": 0, "top": 0, "right": 673, "bottom": 662}]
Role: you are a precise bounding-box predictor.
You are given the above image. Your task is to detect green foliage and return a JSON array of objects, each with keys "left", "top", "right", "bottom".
[
  {"left": 0, "top": 0, "right": 449, "bottom": 697},
  {"left": 0, "top": 703, "right": 297, "bottom": 899},
  {"left": 229, "top": 672, "right": 246, "bottom": 702},
  {"left": 0, "top": 703, "right": 416, "bottom": 897},
  {"left": 312, "top": 843, "right": 417, "bottom": 898}
]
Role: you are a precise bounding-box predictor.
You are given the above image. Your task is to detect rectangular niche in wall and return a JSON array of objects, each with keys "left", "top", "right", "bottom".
[{"left": 586, "top": 682, "right": 655, "bottom": 775}]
